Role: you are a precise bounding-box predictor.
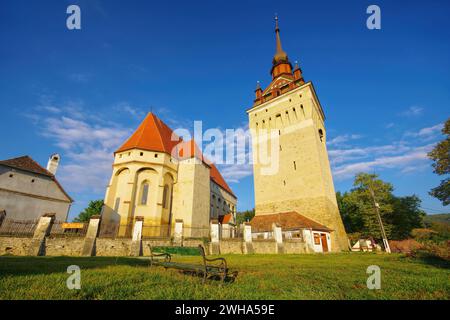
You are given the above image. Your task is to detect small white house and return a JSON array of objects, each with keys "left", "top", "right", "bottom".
[
  {"left": 250, "top": 211, "right": 333, "bottom": 253},
  {"left": 0, "top": 155, "right": 72, "bottom": 221}
]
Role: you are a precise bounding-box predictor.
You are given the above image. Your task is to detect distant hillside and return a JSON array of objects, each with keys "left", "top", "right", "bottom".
[{"left": 424, "top": 213, "right": 450, "bottom": 225}]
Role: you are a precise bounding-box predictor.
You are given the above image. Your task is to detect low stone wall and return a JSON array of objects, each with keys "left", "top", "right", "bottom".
[
  {"left": 253, "top": 239, "right": 277, "bottom": 254},
  {"left": 220, "top": 239, "right": 243, "bottom": 254},
  {"left": 0, "top": 235, "right": 312, "bottom": 256},
  {"left": 95, "top": 238, "right": 132, "bottom": 256},
  {"left": 45, "top": 237, "right": 84, "bottom": 256},
  {"left": 284, "top": 240, "right": 308, "bottom": 254},
  {"left": 183, "top": 239, "right": 204, "bottom": 248},
  {"left": 0, "top": 236, "right": 33, "bottom": 255}
]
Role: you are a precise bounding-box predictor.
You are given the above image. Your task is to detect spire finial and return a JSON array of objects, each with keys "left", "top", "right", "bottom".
[{"left": 275, "top": 14, "right": 279, "bottom": 31}]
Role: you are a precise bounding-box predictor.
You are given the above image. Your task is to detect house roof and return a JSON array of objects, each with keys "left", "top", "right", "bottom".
[
  {"left": 0, "top": 156, "right": 73, "bottom": 202},
  {"left": 250, "top": 211, "right": 331, "bottom": 233},
  {"left": 219, "top": 213, "right": 234, "bottom": 224},
  {"left": 209, "top": 163, "right": 236, "bottom": 198},
  {"left": 0, "top": 156, "right": 54, "bottom": 177},
  {"left": 115, "top": 112, "right": 181, "bottom": 154},
  {"left": 116, "top": 113, "right": 236, "bottom": 199}
]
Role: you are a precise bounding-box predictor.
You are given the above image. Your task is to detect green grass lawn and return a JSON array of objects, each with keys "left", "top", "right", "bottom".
[{"left": 0, "top": 253, "right": 448, "bottom": 300}]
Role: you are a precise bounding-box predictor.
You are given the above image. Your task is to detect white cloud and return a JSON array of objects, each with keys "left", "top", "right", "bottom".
[
  {"left": 400, "top": 106, "right": 423, "bottom": 117},
  {"left": 31, "top": 101, "right": 131, "bottom": 194},
  {"left": 327, "top": 134, "right": 362, "bottom": 147},
  {"left": 329, "top": 123, "right": 443, "bottom": 180}
]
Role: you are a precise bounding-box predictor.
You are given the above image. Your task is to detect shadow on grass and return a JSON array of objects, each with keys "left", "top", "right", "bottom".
[
  {"left": 0, "top": 256, "right": 150, "bottom": 277},
  {"left": 179, "top": 270, "right": 239, "bottom": 284},
  {"left": 403, "top": 252, "right": 450, "bottom": 269}
]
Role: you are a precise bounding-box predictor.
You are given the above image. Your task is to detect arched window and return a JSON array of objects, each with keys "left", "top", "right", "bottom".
[
  {"left": 140, "top": 182, "right": 149, "bottom": 205},
  {"left": 162, "top": 184, "right": 170, "bottom": 209}
]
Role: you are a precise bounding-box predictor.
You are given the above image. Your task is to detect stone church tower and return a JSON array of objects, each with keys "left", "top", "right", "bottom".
[{"left": 247, "top": 18, "right": 348, "bottom": 251}]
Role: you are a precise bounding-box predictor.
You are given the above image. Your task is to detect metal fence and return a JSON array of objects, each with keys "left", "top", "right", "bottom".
[
  {"left": 142, "top": 224, "right": 171, "bottom": 239},
  {"left": 49, "top": 221, "right": 88, "bottom": 238},
  {"left": 0, "top": 218, "right": 38, "bottom": 237}
]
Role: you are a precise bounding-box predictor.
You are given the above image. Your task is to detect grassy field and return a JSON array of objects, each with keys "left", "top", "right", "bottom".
[{"left": 0, "top": 253, "right": 448, "bottom": 300}]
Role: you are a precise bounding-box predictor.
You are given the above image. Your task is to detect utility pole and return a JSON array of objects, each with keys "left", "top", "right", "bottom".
[{"left": 368, "top": 181, "right": 391, "bottom": 253}]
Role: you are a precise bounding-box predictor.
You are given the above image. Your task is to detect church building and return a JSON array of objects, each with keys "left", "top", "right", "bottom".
[
  {"left": 101, "top": 112, "right": 237, "bottom": 237},
  {"left": 247, "top": 18, "right": 348, "bottom": 252}
]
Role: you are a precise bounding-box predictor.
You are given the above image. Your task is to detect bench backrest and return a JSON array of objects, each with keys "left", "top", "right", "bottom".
[{"left": 150, "top": 245, "right": 206, "bottom": 257}]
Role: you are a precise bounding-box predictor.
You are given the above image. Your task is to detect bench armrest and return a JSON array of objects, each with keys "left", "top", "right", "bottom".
[
  {"left": 148, "top": 244, "right": 171, "bottom": 263},
  {"left": 204, "top": 257, "right": 227, "bottom": 270}
]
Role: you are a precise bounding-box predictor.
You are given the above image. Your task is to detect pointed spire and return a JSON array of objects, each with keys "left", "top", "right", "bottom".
[
  {"left": 273, "top": 15, "right": 288, "bottom": 65},
  {"left": 270, "top": 15, "right": 292, "bottom": 78}
]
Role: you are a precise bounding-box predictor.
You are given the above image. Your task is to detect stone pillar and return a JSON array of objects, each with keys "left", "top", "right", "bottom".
[
  {"left": 81, "top": 215, "right": 101, "bottom": 256},
  {"left": 28, "top": 213, "right": 55, "bottom": 256},
  {"left": 222, "top": 223, "right": 230, "bottom": 239},
  {"left": 0, "top": 210, "right": 6, "bottom": 228},
  {"left": 173, "top": 219, "right": 183, "bottom": 246},
  {"left": 130, "top": 216, "right": 144, "bottom": 256},
  {"left": 209, "top": 219, "right": 220, "bottom": 255},
  {"left": 273, "top": 223, "right": 284, "bottom": 254},
  {"left": 243, "top": 223, "right": 254, "bottom": 254}
]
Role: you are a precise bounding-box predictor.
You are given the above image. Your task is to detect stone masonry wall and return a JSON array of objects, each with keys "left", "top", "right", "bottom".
[
  {"left": 0, "top": 236, "right": 33, "bottom": 255},
  {"left": 45, "top": 237, "right": 84, "bottom": 256},
  {"left": 0, "top": 236, "right": 311, "bottom": 256}
]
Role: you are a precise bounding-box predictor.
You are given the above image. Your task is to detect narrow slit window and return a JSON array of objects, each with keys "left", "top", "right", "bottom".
[{"left": 141, "top": 183, "right": 149, "bottom": 205}]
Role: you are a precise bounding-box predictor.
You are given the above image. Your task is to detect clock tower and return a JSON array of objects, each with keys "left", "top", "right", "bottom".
[{"left": 247, "top": 17, "right": 348, "bottom": 251}]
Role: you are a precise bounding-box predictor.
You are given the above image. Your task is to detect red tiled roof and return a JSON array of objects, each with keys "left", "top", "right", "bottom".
[
  {"left": 0, "top": 156, "right": 73, "bottom": 202},
  {"left": 116, "top": 113, "right": 236, "bottom": 199},
  {"left": 209, "top": 163, "right": 236, "bottom": 198},
  {"left": 250, "top": 211, "right": 331, "bottom": 233},
  {"left": 219, "top": 213, "right": 234, "bottom": 224},
  {"left": 115, "top": 112, "right": 181, "bottom": 154}
]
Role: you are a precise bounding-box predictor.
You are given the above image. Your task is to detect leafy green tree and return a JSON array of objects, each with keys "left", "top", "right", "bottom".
[
  {"left": 236, "top": 209, "right": 255, "bottom": 225},
  {"left": 390, "top": 195, "right": 425, "bottom": 239},
  {"left": 73, "top": 200, "right": 104, "bottom": 222},
  {"left": 428, "top": 118, "right": 450, "bottom": 206},
  {"left": 337, "top": 173, "right": 425, "bottom": 240},
  {"left": 351, "top": 173, "right": 395, "bottom": 238}
]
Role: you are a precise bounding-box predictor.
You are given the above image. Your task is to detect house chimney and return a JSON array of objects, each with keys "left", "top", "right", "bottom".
[{"left": 46, "top": 153, "right": 60, "bottom": 175}]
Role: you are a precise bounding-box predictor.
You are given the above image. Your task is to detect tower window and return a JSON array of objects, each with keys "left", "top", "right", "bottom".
[
  {"left": 140, "top": 152, "right": 144, "bottom": 156},
  {"left": 283, "top": 180, "right": 286, "bottom": 186},
  {"left": 9, "top": 174, "right": 13, "bottom": 178},
  {"left": 318, "top": 129, "right": 324, "bottom": 142},
  {"left": 154, "top": 154, "right": 158, "bottom": 158},
  {"left": 294, "top": 161, "right": 296, "bottom": 170}
]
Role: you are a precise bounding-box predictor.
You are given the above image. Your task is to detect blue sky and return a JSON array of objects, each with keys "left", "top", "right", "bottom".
[{"left": 0, "top": 0, "right": 449, "bottom": 220}]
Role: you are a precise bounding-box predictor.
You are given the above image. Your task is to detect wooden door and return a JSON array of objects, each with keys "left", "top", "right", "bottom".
[{"left": 320, "top": 233, "right": 329, "bottom": 252}]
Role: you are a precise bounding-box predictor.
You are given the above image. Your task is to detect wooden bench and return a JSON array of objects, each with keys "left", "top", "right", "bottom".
[{"left": 148, "top": 244, "right": 228, "bottom": 283}]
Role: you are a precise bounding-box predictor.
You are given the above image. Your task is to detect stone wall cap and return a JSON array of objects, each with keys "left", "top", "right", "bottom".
[
  {"left": 90, "top": 215, "right": 101, "bottom": 220},
  {"left": 175, "top": 219, "right": 184, "bottom": 223},
  {"left": 135, "top": 216, "right": 144, "bottom": 221}
]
